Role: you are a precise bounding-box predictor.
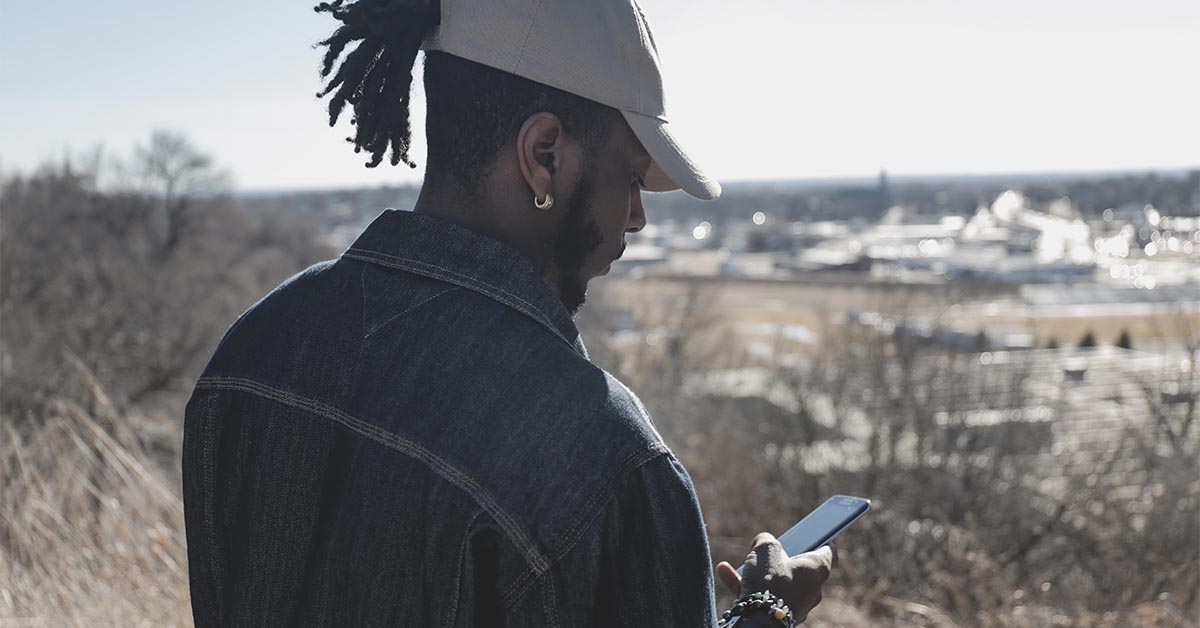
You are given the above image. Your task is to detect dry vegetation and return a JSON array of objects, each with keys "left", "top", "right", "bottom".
[
  {"left": 1, "top": 133, "right": 332, "bottom": 626},
  {"left": 1, "top": 365, "right": 191, "bottom": 626}
]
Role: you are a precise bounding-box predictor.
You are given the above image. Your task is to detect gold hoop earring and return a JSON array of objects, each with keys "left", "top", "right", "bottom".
[{"left": 534, "top": 192, "right": 554, "bottom": 210}]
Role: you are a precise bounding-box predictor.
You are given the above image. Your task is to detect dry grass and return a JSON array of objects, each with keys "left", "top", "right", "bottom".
[
  {"left": 1, "top": 363, "right": 1193, "bottom": 627},
  {"left": 1, "top": 368, "right": 192, "bottom": 627}
]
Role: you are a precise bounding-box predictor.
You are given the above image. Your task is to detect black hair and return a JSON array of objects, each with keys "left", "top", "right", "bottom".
[{"left": 314, "top": 0, "right": 620, "bottom": 194}]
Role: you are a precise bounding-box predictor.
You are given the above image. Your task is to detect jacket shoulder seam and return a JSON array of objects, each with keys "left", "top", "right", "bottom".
[
  {"left": 364, "top": 285, "right": 463, "bottom": 340},
  {"left": 193, "top": 375, "right": 550, "bottom": 573}
]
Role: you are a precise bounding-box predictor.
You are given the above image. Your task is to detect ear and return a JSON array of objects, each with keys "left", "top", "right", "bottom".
[{"left": 516, "top": 113, "right": 577, "bottom": 205}]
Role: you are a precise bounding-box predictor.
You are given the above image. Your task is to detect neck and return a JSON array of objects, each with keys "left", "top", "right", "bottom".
[{"left": 412, "top": 180, "right": 565, "bottom": 300}]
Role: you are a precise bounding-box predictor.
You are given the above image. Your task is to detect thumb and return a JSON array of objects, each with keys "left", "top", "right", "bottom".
[{"left": 716, "top": 561, "right": 742, "bottom": 597}]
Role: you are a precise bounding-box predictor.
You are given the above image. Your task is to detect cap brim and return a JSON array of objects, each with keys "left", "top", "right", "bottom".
[{"left": 621, "top": 110, "right": 721, "bottom": 200}]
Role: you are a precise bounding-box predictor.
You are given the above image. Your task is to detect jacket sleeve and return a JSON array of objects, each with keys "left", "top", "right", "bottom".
[{"left": 512, "top": 452, "right": 719, "bottom": 628}]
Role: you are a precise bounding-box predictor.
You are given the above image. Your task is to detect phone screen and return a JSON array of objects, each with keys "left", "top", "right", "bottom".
[
  {"left": 777, "top": 495, "right": 870, "bottom": 555},
  {"left": 738, "top": 495, "right": 870, "bottom": 576}
]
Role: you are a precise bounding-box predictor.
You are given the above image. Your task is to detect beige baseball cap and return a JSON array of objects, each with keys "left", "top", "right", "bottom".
[{"left": 421, "top": 0, "right": 721, "bottom": 200}]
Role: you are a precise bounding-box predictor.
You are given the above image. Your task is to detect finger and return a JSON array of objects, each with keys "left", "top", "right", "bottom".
[
  {"left": 748, "top": 532, "right": 786, "bottom": 571},
  {"left": 716, "top": 561, "right": 742, "bottom": 597},
  {"left": 751, "top": 532, "right": 778, "bottom": 549},
  {"left": 805, "top": 545, "right": 835, "bottom": 581},
  {"left": 829, "top": 542, "right": 839, "bottom": 569},
  {"left": 811, "top": 544, "right": 834, "bottom": 570}
]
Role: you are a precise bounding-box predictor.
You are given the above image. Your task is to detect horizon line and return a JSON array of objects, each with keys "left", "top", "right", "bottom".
[{"left": 233, "top": 166, "right": 1199, "bottom": 197}]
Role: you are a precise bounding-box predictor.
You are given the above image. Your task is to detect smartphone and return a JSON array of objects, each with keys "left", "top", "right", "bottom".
[{"left": 737, "top": 495, "right": 871, "bottom": 575}]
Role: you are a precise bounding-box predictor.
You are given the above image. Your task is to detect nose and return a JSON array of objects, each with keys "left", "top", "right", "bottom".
[{"left": 627, "top": 185, "right": 647, "bottom": 234}]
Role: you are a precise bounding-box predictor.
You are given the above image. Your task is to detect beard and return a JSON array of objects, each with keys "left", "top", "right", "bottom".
[{"left": 553, "top": 169, "right": 604, "bottom": 317}]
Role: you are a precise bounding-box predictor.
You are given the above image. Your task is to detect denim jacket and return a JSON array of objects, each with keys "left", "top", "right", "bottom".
[{"left": 182, "top": 208, "right": 719, "bottom": 627}]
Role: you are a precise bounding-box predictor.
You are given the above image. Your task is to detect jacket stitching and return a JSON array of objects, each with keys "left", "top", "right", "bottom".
[
  {"left": 496, "top": 378, "right": 674, "bottom": 607},
  {"left": 345, "top": 248, "right": 561, "bottom": 338},
  {"left": 193, "top": 375, "right": 550, "bottom": 573},
  {"left": 360, "top": 262, "right": 369, "bottom": 339},
  {"left": 343, "top": 249, "right": 571, "bottom": 347},
  {"left": 498, "top": 445, "right": 670, "bottom": 610},
  {"left": 554, "top": 445, "right": 671, "bottom": 551},
  {"left": 445, "top": 509, "right": 485, "bottom": 628},
  {"left": 200, "top": 392, "right": 224, "bottom": 623},
  {"left": 364, "top": 286, "right": 463, "bottom": 340},
  {"left": 346, "top": 249, "right": 545, "bottom": 320},
  {"left": 540, "top": 570, "right": 560, "bottom": 628}
]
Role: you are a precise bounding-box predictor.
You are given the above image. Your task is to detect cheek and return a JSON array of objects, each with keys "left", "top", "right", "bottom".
[
  {"left": 597, "top": 187, "right": 632, "bottom": 235},
  {"left": 596, "top": 214, "right": 625, "bottom": 251}
]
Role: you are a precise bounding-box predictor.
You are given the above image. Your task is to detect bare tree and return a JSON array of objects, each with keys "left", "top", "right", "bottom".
[
  {"left": 131, "top": 129, "right": 232, "bottom": 254},
  {"left": 1, "top": 142, "right": 328, "bottom": 419}
]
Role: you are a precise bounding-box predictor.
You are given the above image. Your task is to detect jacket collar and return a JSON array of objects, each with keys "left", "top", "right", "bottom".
[{"left": 342, "top": 208, "right": 588, "bottom": 359}]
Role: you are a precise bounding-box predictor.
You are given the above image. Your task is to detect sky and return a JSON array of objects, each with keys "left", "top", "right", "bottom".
[{"left": 2, "top": 0, "right": 1197, "bottom": 192}]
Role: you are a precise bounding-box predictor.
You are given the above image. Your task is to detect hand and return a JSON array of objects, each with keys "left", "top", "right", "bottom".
[{"left": 716, "top": 532, "right": 836, "bottom": 623}]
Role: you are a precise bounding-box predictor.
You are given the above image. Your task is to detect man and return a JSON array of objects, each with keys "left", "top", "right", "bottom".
[{"left": 181, "top": 0, "right": 835, "bottom": 626}]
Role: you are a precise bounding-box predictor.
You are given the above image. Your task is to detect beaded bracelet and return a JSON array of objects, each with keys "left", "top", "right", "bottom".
[{"left": 720, "top": 591, "right": 796, "bottom": 628}]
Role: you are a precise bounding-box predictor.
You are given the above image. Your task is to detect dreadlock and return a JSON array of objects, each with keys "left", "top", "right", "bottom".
[
  {"left": 313, "top": 0, "right": 621, "bottom": 193},
  {"left": 313, "top": 0, "right": 437, "bottom": 168}
]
